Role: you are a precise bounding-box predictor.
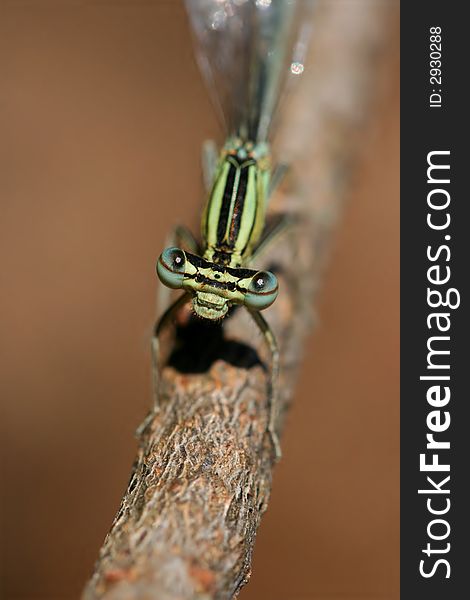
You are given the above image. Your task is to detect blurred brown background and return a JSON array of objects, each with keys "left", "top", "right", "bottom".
[{"left": 0, "top": 2, "right": 399, "bottom": 599}]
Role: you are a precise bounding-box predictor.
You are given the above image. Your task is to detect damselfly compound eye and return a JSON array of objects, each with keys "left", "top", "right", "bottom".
[
  {"left": 244, "top": 271, "right": 278, "bottom": 310},
  {"left": 157, "top": 247, "right": 186, "bottom": 289}
]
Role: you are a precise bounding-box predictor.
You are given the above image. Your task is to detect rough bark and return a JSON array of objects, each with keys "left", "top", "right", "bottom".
[{"left": 83, "top": 2, "right": 392, "bottom": 599}]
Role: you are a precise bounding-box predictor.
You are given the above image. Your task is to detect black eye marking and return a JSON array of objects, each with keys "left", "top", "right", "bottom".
[
  {"left": 253, "top": 275, "right": 267, "bottom": 291},
  {"left": 247, "top": 272, "right": 278, "bottom": 297},
  {"left": 196, "top": 273, "right": 204, "bottom": 283},
  {"left": 160, "top": 248, "right": 185, "bottom": 272}
]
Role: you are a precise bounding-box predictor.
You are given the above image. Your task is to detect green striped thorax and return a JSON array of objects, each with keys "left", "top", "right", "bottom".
[{"left": 157, "top": 137, "right": 278, "bottom": 320}]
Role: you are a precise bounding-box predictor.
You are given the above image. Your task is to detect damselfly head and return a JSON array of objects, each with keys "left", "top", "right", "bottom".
[{"left": 156, "top": 247, "right": 279, "bottom": 321}]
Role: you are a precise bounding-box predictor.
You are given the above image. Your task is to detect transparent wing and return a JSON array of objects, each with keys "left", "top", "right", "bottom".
[{"left": 184, "top": 0, "right": 315, "bottom": 143}]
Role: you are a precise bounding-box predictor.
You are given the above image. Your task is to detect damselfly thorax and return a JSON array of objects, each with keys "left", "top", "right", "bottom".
[
  {"left": 202, "top": 138, "right": 271, "bottom": 268},
  {"left": 157, "top": 137, "right": 279, "bottom": 321}
]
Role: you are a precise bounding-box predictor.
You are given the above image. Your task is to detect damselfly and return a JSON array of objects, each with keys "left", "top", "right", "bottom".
[{"left": 153, "top": 0, "right": 313, "bottom": 459}]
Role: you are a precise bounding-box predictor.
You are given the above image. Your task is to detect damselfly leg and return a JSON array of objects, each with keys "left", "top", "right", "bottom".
[
  {"left": 172, "top": 225, "right": 201, "bottom": 255},
  {"left": 248, "top": 309, "right": 282, "bottom": 459},
  {"left": 202, "top": 140, "right": 219, "bottom": 193},
  {"left": 153, "top": 224, "right": 199, "bottom": 391},
  {"left": 250, "top": 212, "right": 297, "bottom": 264},
  {"left": 138, "top": 224, "right": 199, "bottom": 438},
  {"left": 149, "top": 285, "right": 282, "bottom": 459},
  {"left": 268, "top": 162, "right": 290, "bottom": 199},
  {"left": 137, "top": 291, "right": 192, "bottom": 439}
]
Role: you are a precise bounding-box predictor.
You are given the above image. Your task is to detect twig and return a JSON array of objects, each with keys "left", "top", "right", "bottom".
[{"left": 83, "top": 2, "right": 392, "bottom": 599}]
